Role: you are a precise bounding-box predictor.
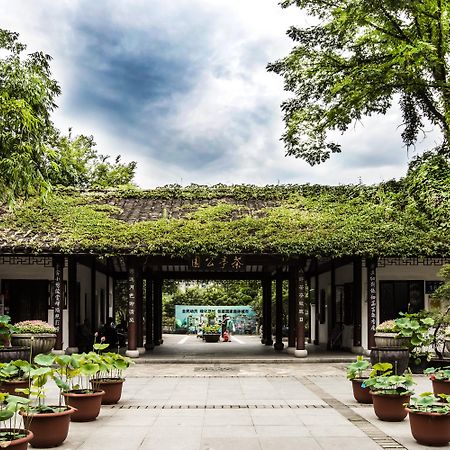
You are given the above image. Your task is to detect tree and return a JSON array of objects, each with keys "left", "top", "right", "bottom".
[
  {"left": 0, "top": 29, "right": 60, "bottom": 204},
  {"left": 268, "top": 1, "right": 450, "bottom": 165},
  {"left": 48, "top": 131, "right": 136, "bottom": 188}
]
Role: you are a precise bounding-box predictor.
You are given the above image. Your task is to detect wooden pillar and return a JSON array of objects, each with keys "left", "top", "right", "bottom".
[
  {"left": 295, "top": 266, "right": 307, "bottom": 357},
  {"left": 67, "top": 256, "right": 78, "bottom": 353},
  {"left": 153, "top": 277, "right": 163, "bottom": 346},
  {"left": 367, "top": 258, "right": 378, "bottom": 350},
  {"left": 314, "top": 271, "right": 319, "bottom": 345},
  {"left": 106, "top": 260, "right": 111, "bottom": 318},
  {"left": 90, "top": 257, "right": 97, "bottom": 335},
  {"left": 145, "top": 276, "right": 154, "bottom": 351},
  {"left": 135, "top": 268, "right": 144, "bottom": 351},
  {"left": 125, "top": 259, "right": 139, "bottom": 358},
  {"left": 288, "top": 265, "right": 297, "bottom": 349},
  {"left": 52, "top": 256, "right": 64, "bottom": 352},
  {"left": 262, "top": 278, "right": 273, "bottom": 346},
  {"left": 274, "top": 273, "right": 284, "bottom": 351},
  {"left": 353, "top": 257, "right": 362, "bottom": 348},
  {"left": 328, "top": 260, "right": 336, "bottom": 350}
]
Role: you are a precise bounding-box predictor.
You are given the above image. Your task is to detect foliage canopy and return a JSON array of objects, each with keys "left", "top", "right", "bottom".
[{"left": 268, "top": 1, "right": 450, "bottom": 164}]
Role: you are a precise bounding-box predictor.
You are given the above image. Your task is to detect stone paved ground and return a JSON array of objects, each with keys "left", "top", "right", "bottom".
[{"left": 41, "top": 336, "right": 438, "bottom": 450}]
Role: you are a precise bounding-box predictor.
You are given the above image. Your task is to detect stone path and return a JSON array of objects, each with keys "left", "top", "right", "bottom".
[{"left": 45, "top": 362, "right": 434, "bottom": 450}]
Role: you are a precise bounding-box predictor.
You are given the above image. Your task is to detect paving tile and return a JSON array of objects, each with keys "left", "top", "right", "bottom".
[
  {"left": 259, "top": 437, "right": 322, "bottom": 450},
  {"left": 314, "top": 437, "right": 381, "bottom": 450},
  {"left": 202, "top": 425, "right": 257, "bottom": 438},
  {"left": 201, "top": 437, "right": 261, "bottom": 450},
  {"left": 254, "top": 425, "right": 311, "bottom": 437}
]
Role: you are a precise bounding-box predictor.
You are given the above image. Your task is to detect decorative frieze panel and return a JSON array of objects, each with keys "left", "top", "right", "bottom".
[
  {"left": 363, "top": 257, "right": 450, "bottom": 267},
  {"left": 0, "top": 256, "right": 53, "bottom": 266}
]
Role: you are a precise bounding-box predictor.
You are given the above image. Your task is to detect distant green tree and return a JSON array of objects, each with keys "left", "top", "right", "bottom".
[
  {"left": 49, "top": 131, "right": 136, "bottom": 188},
  {"left": 268, "top": 1, "right": 450, "bottom": 164},
  {"left": 0, "top": 29, "right": 60, "bottom": 204}
]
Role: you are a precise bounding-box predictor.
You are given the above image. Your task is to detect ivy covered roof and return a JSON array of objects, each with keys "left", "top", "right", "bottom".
[{"left": 0, "top": 179, "right": 448, "bottom": 258}]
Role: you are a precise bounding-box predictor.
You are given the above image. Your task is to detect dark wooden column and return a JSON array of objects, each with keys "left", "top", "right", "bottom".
[
  {"left": 67, "top": 256, "right": 78, "bottom": 352},
  {"left": 145, "top": 275, "right": 154, "bottom": 351},
  {"left": 295, "top": 265, "right": 308, "bottom": 357},
  {"left": 328, "top": 260, "right": 336, "bottom": 350},
  {"left": 153, "top": 277, "right": 163, "bottom": 346},
  {"left": 288, "top": 265, "right": 297, "bottom": 350},
  {"left": 353, "top": 257, "right": 362, "bottom": 348},
  {"left": 314, "top": 271, "right": 319, "bottom": 345},
  {"left": 125, "top": 259, "right": 139, "bottom": 357},
  {"left": 274, "top": 272, "right": 284, "bottom": 351},
  {"left": 262, "top": 277, "right": 273, "bottom": 346},
  {"left": 52, "top": 256, "right": 64, "bottom": 351},
  {"left": 135, "top": 268, "right": 144, "bottom": 350},
  {"left": 106, "top": 260, "right": 111, "bottom": 318},
  {"left": 90, "top": 257, "right": 97, "bottom": 334},
  {"left": 367, "top": 258, "right": 378, "bottom": 350}
]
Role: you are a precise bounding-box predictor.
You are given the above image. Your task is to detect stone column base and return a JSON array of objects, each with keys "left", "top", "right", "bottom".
[
  {"left": 125, "top": 349, "right": 140, "bottom": 358},
  {"left": 286, "top": 347, "right": 296, "bottom": 354},
  {"left": 65, "top": 347, "right": 79, "bottom": 355},
  {"left": 52, "top": 349, "right": 65, "bottom": 356},
  {"left": 274, "top": 342, "right": 285, "bottom": 351},
  {"left": 137, "top": 347, "right": 146, "bottom": 355},
  {"left": 294, "top": 349, "right": 308, "bottom": 358},
  {"left": 351, "top": 346, "right": 365, "bottom": 355}
]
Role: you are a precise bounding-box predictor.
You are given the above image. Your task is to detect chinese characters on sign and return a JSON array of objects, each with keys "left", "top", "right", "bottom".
[
  {"left": 128, "top": 267, "right": 136, "bottom": 324},
  {"left": 190, "top": 256, "right": 245, "bottom": 271},
  {"left": 368, "top": 261, "right": 377, "bottom": 333},
  {"left": 53, "top": 260, "right": 63, "bottom": 333},
  {"left": 298, "top": 270, "right": 305, "bottom": 324}
]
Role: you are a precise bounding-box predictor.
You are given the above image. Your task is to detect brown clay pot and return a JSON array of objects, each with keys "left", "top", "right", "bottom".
[
  {"left": 406, "top": 409, "right": 450, "bottom": 446},
  {"left": 351, "top": 379, "right": 372, "bottom": 404},
  {"left": 431, "top": 378, "right": 450, "bottom": 396},
  {"left": 21, "top": 406, "right": 76, "bottom": 448},
  {"left": 90, "top": 378, "right": 124, "bottom": 404},
  {"left": 63, "top": 390, "right": 104, "bottom": 422},
  {"left": 0, "top": 379, "right": 29, "bottom": 398},
  {"left": 370, "top": 392, "right": 410, "bottom": 421},
  {"left": 0, "top": 429, "right": 33, "bottom": 450}
]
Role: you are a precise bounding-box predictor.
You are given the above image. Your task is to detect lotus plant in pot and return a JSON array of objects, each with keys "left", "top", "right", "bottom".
[
  {"left": 0, "top": 393, "right": 32, "bottom": 450},
  {"left": 0, "top": 360, "right": 32, "bottom": 398},
  {"left": 363, "top": 362, "right": 415, "bottom": 422},
  {"left": 89, "top": 343, "right": 133, "bottom": 404},
  {"left": 57, "top": 353, "right": 104, "bottom": 422},
  {"left": 20, "top": 353, "right": 76, "bottom": 448},
  {"left": 346, "top": 356, "right": 372, "bottom": 404},
  {"left": 424, "top": 366, "right": 450, "bottom": 396},
  {"left": 405, "top": 393, "right": 450, "bottom": 446}
]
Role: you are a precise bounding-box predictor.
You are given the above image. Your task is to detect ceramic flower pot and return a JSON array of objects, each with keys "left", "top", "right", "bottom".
[
  {"left": 0, "top": 379, "right": 30, "bottom": 398},
  {"left": 21, "top": 406, "right": 76, "bottom": 448},
  {"left": 0, "top": 429, "right": 33, "bottom": 450},
  {"left": 370, "top": 347, "right": 409, "bottom": 375},
  {"left": 370, "top": 392, "right": 410, "bottom": 421},
  {"left": 406, "top": 409, "right": 450, "bottom": 446},
  {"left": 11, "top": 334, "right": 56, "bottom": 354},
  {"left": 63, "top": 389, "right": 104, "bottom": 422},
  {"left": 351, "top": 379, "right": 372, "bottom": 404},
  {"left": 90, "top": 378, "right": 124, "bottom": 404},
  {"left": 431, "top": 378, "right": 450, "bottom": 396},
  {"left": 374, "top": 332, "right": 410, "bottom": 348},
  {"left": 0, "top": 347, "right": 30, "bottom": 363}
]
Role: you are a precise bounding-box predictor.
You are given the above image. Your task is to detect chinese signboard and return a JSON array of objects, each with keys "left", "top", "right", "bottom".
[
  {"left": 190, "top": 256, "right": 245, "bottom": 271},
  {"left": 175, "top": 305, "right": 256, "bottom": 334}
]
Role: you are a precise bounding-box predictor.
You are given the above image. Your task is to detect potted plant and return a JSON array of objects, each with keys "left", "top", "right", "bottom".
[
  {"left": 0, "top": 316, "right": 30, "bottom": 363},
  {"left": 19, "top": 353, "right": 76, "bottom": 448},
  {"left": 202, "top": 324, "right": 221, "bottom": 343},
  {"left": 58, "top": 353, "right": 105, "bottom": 422},
  {"left": 0, "top": 393, "right": 32, "bottom": 450},
  {"left": 11, "top": 321, "right": 57, "bottom": 354},
  {"left": 405, "top": 393, "right": 450, "bottom": 446},
  {"left": 89, "top": 343, "right": 133, "bottom": 404},
  {"left": 424, "top": 366, "right": 450, "bottom": 396},
  {"left": 0, "top": 360, "right": 31, "bottom": 398},
  {"left": 346, "top": 356, "right": 372, "bottom": 404},
  {"left": 363, "top": 362, "right": 415, "bottom": 421},
  {"left": 374, "top": 320, "right": 409, "bottom": 347}
]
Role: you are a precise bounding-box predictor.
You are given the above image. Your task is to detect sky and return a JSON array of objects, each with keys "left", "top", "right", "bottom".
[{"left": 1, "top": 0, "right": 441, "bottom": 188}]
